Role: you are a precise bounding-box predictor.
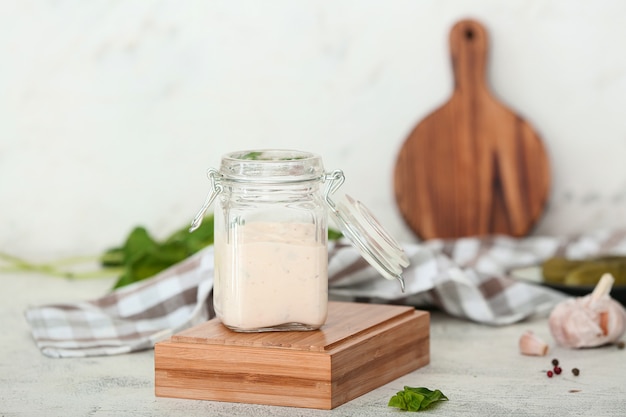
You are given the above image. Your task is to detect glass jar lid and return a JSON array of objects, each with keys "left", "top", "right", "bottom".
[{"left": 324, "top": 172, "right": 409, "bottom": 292}]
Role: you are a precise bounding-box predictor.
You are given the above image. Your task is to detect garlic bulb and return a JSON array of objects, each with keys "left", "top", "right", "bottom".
[
  {"left": 519, "top": 330, "right": 549, "bottom": 356},
  {"left": 549, "top": 273, "right": 626, "bottom": 348}
]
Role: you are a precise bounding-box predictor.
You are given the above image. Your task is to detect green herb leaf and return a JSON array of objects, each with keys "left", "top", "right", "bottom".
[
  {"left": 388, "top": 386, "right": 448, "bottom": 412},
  {"left": 241, "top": 151, "right": 263, "bottom": 160},
  {"left": 328, "top": 228, "right": 343, "bottom": 241},
  {"left": 105, "top": 217, "right": 215, "bottom": 289}
]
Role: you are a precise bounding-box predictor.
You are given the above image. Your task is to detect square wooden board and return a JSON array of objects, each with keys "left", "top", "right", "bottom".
[{"left": 155, "top": 301, "right": 430, "bottom": 409}]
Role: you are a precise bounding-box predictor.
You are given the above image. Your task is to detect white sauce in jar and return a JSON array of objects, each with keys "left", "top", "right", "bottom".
[{"left": 214, "top": 221, "right": 328, "bottom": 331}]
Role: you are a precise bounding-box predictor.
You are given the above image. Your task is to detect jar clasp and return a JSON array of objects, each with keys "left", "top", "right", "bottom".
[
  {"left": 323, "top": 170, "right": 345, "bottom": 207},
  {"left": 190, "top": 168, "right": 223, "bottom": 232}
]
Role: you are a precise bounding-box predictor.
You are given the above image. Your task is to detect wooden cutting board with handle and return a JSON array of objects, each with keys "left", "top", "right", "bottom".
[{"left": 394, "top": 19, "right": 550, "bottom": 240}]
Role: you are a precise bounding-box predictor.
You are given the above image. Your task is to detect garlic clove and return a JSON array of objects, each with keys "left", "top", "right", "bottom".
[
  {"left": 549, "top": 273, "right": 626, "bottom": 348},
  {"left": 519, "top": 330, "right": 549, "bottom": 356}
]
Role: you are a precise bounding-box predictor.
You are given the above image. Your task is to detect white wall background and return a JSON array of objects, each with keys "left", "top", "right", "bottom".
[{"left": 2, "top": 0, "right": 626, "bottom": 260}]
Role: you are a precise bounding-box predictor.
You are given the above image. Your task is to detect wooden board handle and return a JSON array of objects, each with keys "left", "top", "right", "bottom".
[{"left": 450, "top": 19, "right": 489, "bottom": 93}]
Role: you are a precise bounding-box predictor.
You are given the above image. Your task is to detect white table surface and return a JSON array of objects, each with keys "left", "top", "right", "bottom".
[{"left": 2, "top": 272, "right": 625, "bottom": 417}]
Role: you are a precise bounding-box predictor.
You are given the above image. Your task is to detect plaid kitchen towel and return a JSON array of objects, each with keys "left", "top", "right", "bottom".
[
  {"left": 25, "top": 250, "right": 214, "bottom": 358},
  {"left": 25, "top": 229, "right": 626, "bottom": 357}
]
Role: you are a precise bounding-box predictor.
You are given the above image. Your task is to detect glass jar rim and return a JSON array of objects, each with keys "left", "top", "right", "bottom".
[{"left": 219, "top": 149, "right": 325, "bottom": 183}]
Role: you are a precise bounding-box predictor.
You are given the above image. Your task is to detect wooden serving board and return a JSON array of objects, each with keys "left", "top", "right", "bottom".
[
  {"left": 394, "top": 19, "right": 550, "bottom": 240},
  {"left": 155, "top": 302, "right": 430, "bottom": 410}
]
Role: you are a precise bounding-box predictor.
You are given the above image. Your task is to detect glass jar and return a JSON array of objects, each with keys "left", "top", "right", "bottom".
[{"left": 191, "top": 149, "right": 408, "bottom": 333}]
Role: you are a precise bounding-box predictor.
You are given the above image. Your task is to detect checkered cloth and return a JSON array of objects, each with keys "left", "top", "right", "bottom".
[{"left": 25, "top": 229, "right": 626, "bottom": 357}]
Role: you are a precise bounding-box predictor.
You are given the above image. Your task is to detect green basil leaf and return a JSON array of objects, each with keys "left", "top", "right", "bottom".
[
  {"left": 108, "top": 220, "right": 213, "bottom": 290},
  {"left": 405, "top": 391, "right": 426, "bottom": 411},
  {"left": 388, "top": 393, "right": 406, "bottom": 409},
  {"left": 388, "top": 386, "right": 448, "bottom": 412},
  {"left": 121, "top": 226, "right": 159, "bottom": 265},
  {"left": 328, "top": 228, "right": 343, "bottom": 241}
]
